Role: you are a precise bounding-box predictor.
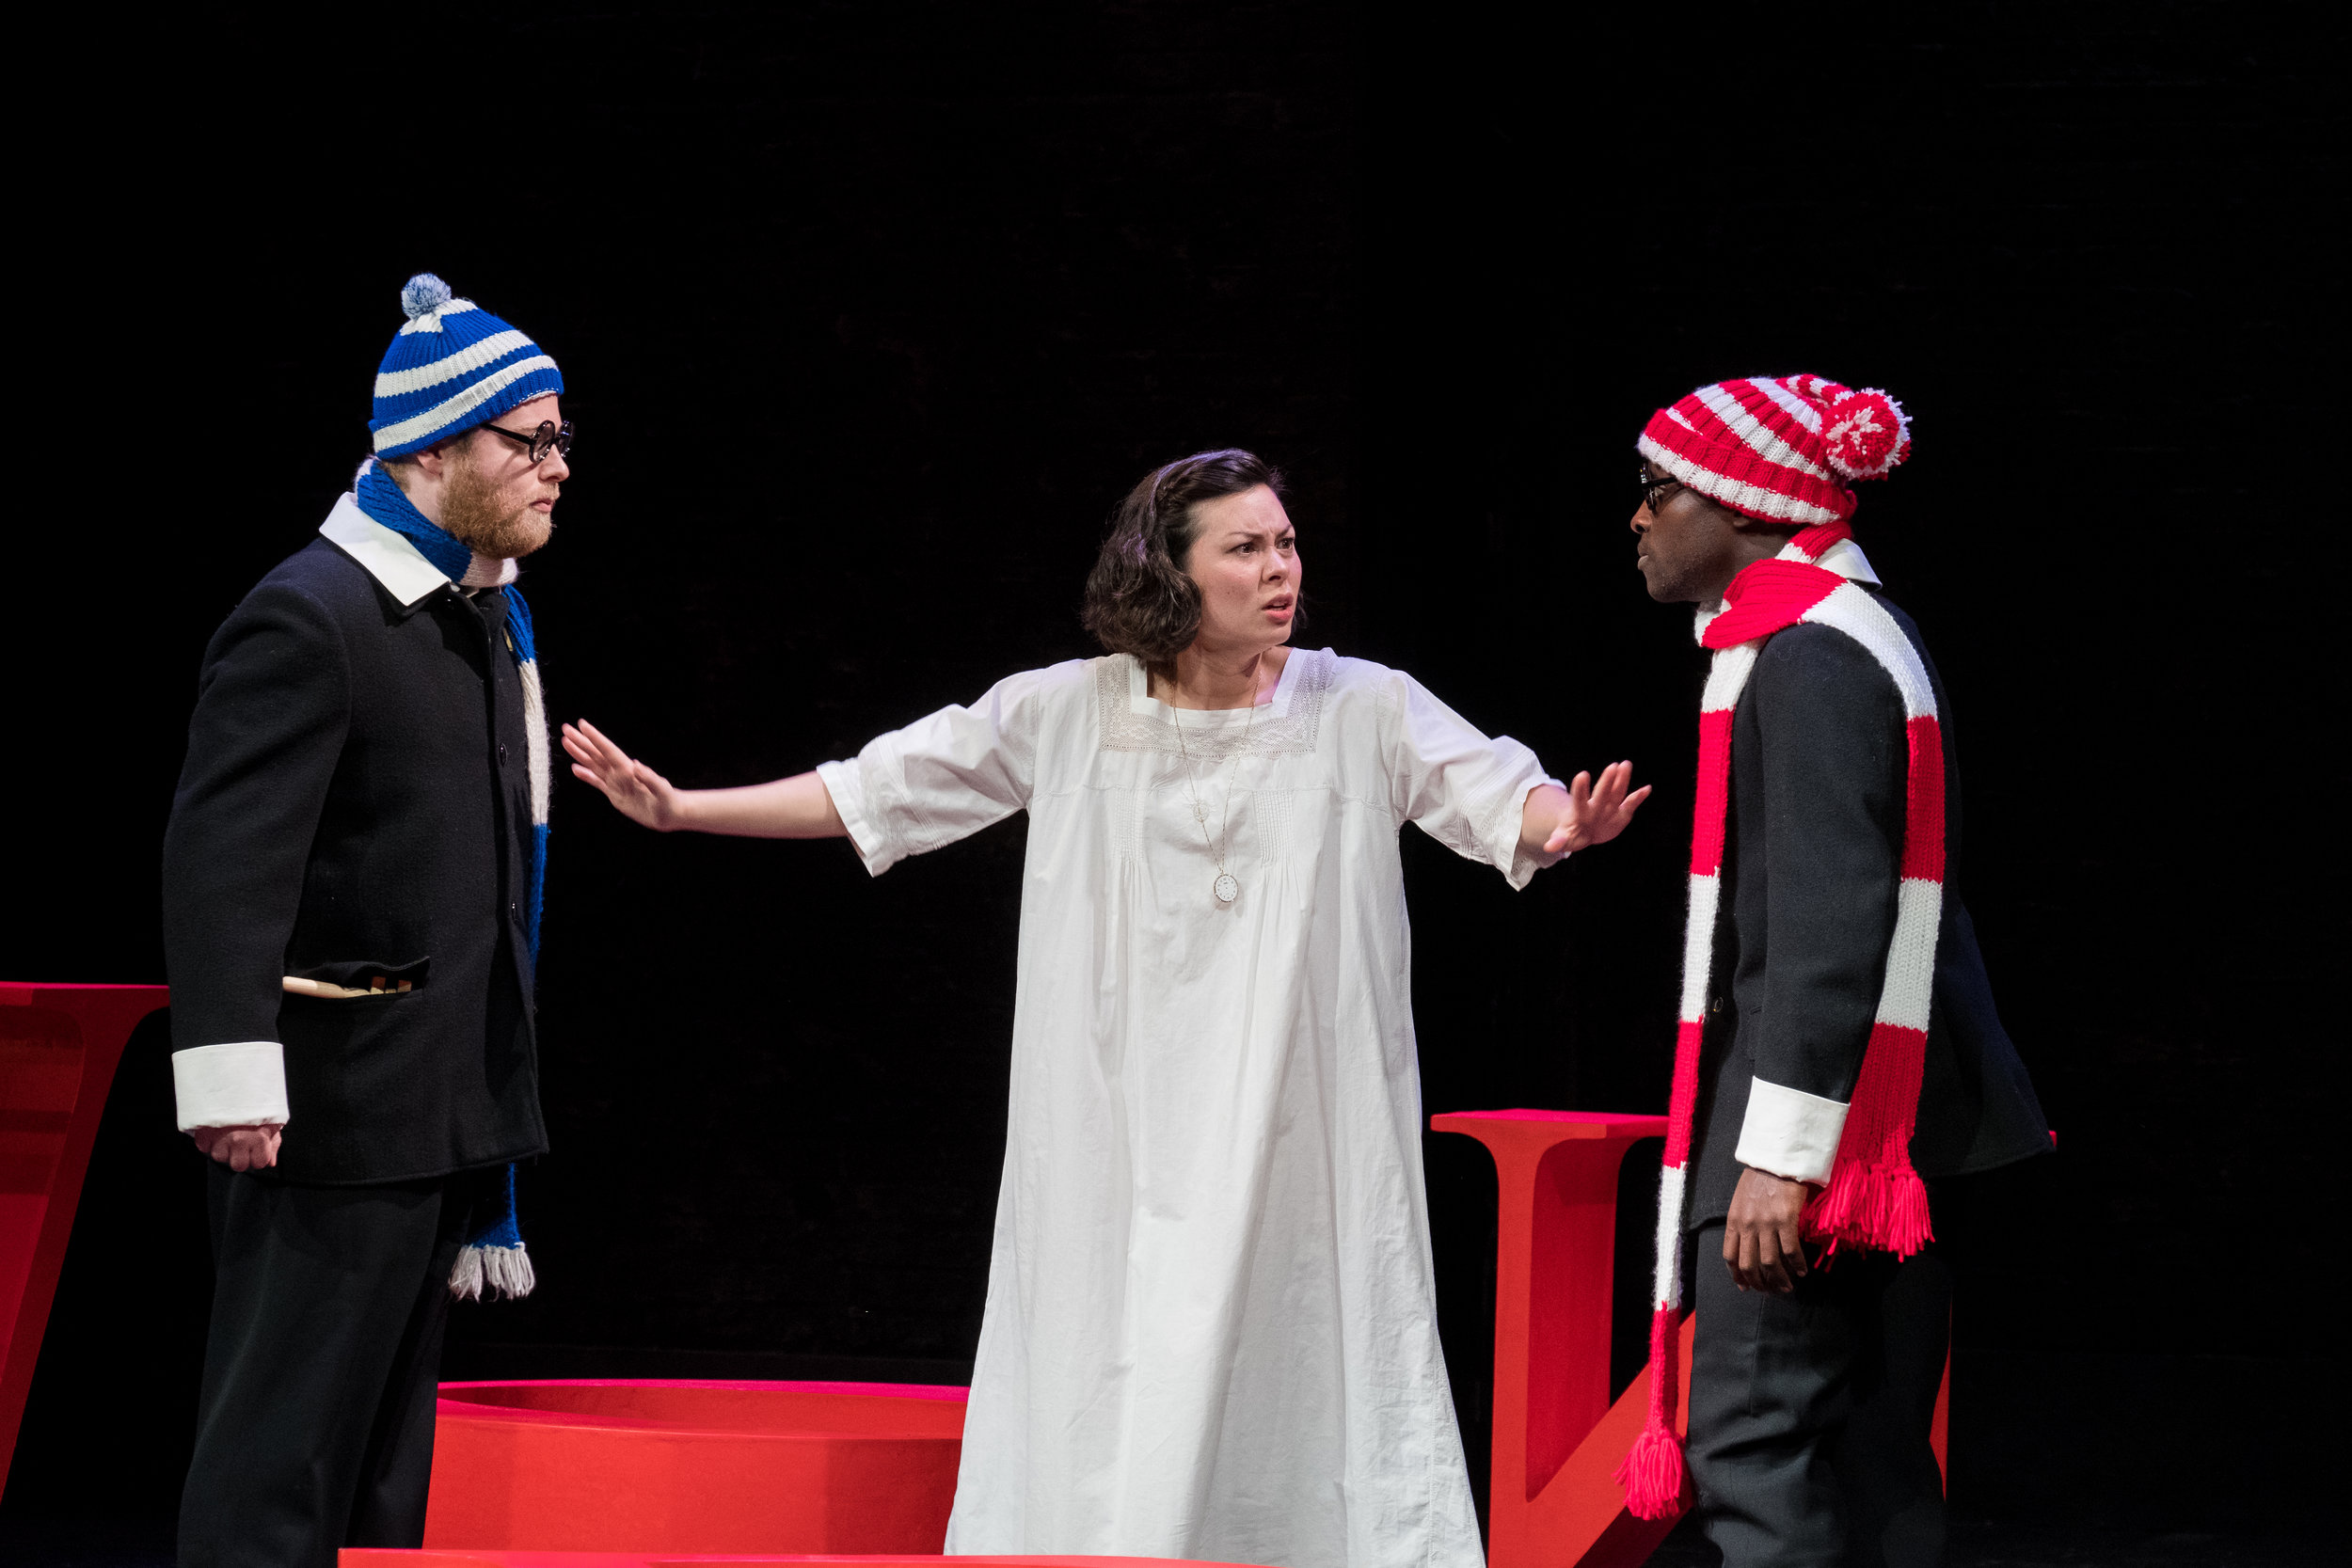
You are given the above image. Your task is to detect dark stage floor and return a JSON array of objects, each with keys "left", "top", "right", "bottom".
[
  {"left": 1649, "top": 1515, "right": 2342, "bottom": 1566},
  {"left": 1, "top": 1516, "right": 2341, "bottom": 1568}
]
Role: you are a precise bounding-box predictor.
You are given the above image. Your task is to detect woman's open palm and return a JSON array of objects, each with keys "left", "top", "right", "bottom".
[
  {"left": 1543, "top": 761, "right": 1651, "bottom": 854},
  {"left": 563, "top": 720, "right": 683, "bottom": 832}
]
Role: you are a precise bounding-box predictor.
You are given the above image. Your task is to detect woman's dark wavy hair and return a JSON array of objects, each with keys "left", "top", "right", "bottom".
[{"left": 1081, "top": 448, "right": 1286, "bottom": 675}]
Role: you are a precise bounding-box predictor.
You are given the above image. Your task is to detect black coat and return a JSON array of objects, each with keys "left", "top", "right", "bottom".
[
  {"left": 1688, "top": 588, "right": 2048, "bottom": 1227},
  {"left": 161, "top": 531, "right": 548, "bottom": 1184}
]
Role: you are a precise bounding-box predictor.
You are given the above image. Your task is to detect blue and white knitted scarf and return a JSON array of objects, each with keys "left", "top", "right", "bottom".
[{"left": 355, "top": 460, "right": 548, "bottom": 1300}]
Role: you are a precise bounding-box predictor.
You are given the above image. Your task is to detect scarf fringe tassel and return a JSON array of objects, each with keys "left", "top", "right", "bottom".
[
  {"left": 1614, "top": 1304, "right": 1691, "bottom": 1521},
  {"left": 1618, "top": 1421, "right": 1688, "bottom": 1522},
  {"left": 450, "top": 1243, "right": 536, "bottom": 1301},
  {"left": 1805, "top": 1158, "right": 1934, "bottom": 1259}
]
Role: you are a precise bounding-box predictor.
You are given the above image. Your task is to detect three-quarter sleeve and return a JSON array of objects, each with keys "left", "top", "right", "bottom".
[
  {"left": 1381, "top": 671, "right": 1561, "bottom": 890},
  {"left": 818, "top": 666, "right": 1052, "bottom": 877}
]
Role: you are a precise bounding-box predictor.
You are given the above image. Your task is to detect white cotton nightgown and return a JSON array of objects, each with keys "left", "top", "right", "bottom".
[{"left": 816, "top": 647, "right": 1559, "bottom": 1568}]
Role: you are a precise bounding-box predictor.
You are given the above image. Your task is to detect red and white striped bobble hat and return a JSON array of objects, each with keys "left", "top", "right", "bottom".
[{"left": 1639, "top": 374, "right": 1913, "bottom": 526}]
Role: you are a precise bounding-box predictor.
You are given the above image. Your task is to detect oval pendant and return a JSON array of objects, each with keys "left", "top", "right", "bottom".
[{"left": 1214, "top": 873, "right": 1240, "bottom": 904}]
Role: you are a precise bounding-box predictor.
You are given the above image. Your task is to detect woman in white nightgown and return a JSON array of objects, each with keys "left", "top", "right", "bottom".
[{"left": 564, "top": 450, "right": 1647, "bottom": 1568}]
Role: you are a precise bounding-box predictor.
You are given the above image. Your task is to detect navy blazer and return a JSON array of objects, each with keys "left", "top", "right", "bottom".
[
  {"left": 162, "top": 512, "right": 548, "bottom": 1185},
  {"left": 1687, "top": 587, "right": 2049, "bottom": 1228}
]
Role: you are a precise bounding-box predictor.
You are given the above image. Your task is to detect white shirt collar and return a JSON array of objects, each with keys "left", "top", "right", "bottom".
[
  {"left": 319, "top": 493, "right": 450, "bottom": 608},
  {"left": 317, "top": 492, "right": 518, "bottom": 606},
  {"left": 1813, "top": 535, "right": 1882, "bottom": 585}
]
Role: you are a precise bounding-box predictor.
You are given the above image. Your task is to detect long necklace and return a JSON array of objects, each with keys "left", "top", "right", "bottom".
[{"left": 1168, "top": 660, "right": 1262, "bottom": 905}]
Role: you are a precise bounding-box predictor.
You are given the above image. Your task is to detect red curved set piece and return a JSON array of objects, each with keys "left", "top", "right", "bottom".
[{"left": 0, "top": 981, "right": 170, "bottom": 1492}]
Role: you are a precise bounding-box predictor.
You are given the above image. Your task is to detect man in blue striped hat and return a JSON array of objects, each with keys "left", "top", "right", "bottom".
[{"left": 164, "top": 275, "right": 568, "bottom": 1564}]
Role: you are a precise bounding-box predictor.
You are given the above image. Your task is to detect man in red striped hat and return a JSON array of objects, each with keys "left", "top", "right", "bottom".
[{"left": 1618, "top": 376, "right": 2049, "bottom": 1565}]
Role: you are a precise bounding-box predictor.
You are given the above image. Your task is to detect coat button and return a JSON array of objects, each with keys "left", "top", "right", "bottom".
[
  {"left": 509, "top": 902, "right": 520, "bottom": 918},
  {"left": 499, "top": 743, "right": 510, "bottom": 763}
]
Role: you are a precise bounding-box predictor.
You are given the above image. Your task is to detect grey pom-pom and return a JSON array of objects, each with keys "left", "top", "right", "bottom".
[{"left": 401, "top": 273, "right": 453, "bottom": 320}]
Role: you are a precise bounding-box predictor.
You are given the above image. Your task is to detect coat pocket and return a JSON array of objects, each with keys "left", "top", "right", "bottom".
[{"left": 283, "top": 957, "right": 430, "bottom": 998}]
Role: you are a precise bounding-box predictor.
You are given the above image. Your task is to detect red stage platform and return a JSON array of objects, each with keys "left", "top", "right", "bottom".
[
  {"left": 355, "top": 1556, "right": 1259, "bottom": 1567},
  {"left": 423, "top": 1381, "right": 966, "bottom": 1554}
]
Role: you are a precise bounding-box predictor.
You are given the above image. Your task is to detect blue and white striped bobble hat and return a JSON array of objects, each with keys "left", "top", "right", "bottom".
[{"left": 369, "top": 274, "right": 564, "bottom": 458}]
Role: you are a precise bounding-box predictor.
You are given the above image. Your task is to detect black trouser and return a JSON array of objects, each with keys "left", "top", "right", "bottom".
[
  {"left": 1687, "top": 1218, "right": 1953, "bottom": 1568},
  {"left": 178, "top": 1164, "right": 483, "bottom": 1568}
]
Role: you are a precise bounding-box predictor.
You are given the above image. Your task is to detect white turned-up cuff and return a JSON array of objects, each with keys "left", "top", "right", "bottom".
[
  {"left": 172, "top": 1042, "right": 290, "bottom": 1131},
  {"left": 1734, "top": 1076, "right": 1848, "bottom": 1184},
  {"left": 1503, "top": 775, "right": 1571, "bottom": 891}
]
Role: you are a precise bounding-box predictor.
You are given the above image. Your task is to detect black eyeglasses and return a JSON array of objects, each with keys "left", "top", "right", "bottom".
[
  {"left": 1638, "top": 467, "right": 1681, "bottom": 511},
  {"left": 480, "top": 420, "right": 575, "bottom": 465}
]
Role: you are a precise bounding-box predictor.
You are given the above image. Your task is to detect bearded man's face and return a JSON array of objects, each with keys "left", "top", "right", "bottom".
[{"left": 438, "top": 395, "right": 566, "bottom": 560}]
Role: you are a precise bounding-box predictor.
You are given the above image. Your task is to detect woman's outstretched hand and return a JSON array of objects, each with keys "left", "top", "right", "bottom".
[
  {"left": 564, "top": 728, "right": 847, "bottom": 841},
  {"left": 1534, "top": 761, "right": 1652, "bottom": 859},
  {"left": 564, "top": 720, "right": 686, "bottom": 832}
]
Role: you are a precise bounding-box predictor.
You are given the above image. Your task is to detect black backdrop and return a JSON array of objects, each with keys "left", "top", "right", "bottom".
[{"left": 4, "top": 0, "right": 2336, "bottom": 1542}]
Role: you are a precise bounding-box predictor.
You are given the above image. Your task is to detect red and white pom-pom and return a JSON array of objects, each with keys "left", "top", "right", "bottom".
[{"left": 1821, "top": 387, "right": 1912, "bottom": 481}]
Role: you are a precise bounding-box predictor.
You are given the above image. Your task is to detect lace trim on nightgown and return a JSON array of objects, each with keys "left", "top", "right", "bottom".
[{"left": 1094, "top": 650, "right": 1330, "bottom": 759}]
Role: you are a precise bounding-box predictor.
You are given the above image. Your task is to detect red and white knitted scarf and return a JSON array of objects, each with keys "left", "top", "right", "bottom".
[{"left": 1617, "top": 521, "right": 1948, "bottom": 1521}]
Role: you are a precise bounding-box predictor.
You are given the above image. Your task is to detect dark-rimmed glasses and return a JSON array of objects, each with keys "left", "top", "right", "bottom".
[
  {"left": 480, "top": 420, "right": 575, "bottom": 465},
  {"left": 1638, "top": 467, "right": 1681, "bottom": 512}
]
